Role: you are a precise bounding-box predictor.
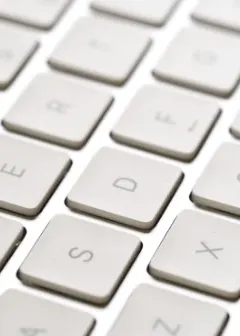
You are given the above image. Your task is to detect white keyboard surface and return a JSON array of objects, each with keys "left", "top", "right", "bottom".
[{"left": 0, "top": 0, "right": 240, "bottom": 335}]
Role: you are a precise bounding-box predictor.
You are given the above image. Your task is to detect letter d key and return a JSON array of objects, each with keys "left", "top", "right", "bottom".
[{"left": 113, "top": 177, "right": 137, "bottom": 192}]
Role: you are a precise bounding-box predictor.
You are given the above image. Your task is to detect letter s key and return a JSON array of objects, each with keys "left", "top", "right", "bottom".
[{"left": 68, "top": 247, "right": 93, "bottom": 262}]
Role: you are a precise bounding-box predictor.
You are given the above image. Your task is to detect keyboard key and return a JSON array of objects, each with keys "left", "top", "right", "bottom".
[
  {"left": 192, "top": 143, "right": 240, "bottom": 216},
  {"left": 112, "top": 85, "right": 220, "bottom": 161},
  {"left": 0, "top": 0, "right": 72, "bottom": 30},
  {"left": 49, "top": 17, "right": 151, "bottom": 86},
  {"left": 91, "top": 0, "right": 180, "bottom": 26},
  {"left": 0, "top": 290, "right": 94, "bottom": 335},
  {"left": 3, "top": 73, "right": 113, "bottom": 149},
  {"left": 66, "top": 147, "right": 183, "bottom": 230},
  {"left": 153, "top": 26, "right": 240, "bottom": 97},
  {"left": 108, "top": 284, "right": 228, "bottom": 336},
  {"left": 0, "top": 217, "right": 24, "bottom": 270},
  {"left": 230, "top": 111, "right": 240, "bottom": 139},
  {"left": 0, "top": 22, "right": 38, "bottom": 89},
  {"left": 0, "top": 135, "right": 71, "bottom": 216},
  {"left": 149, "top": 210, "right": 240, "bottom": 299},
  {"left": 19, "top": 215, "right": 141, "bottom": 305},
  {"left": 192, "top": 0, "right": 240, "bottom": 33}
]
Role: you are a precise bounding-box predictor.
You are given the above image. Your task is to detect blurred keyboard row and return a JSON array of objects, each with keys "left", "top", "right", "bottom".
[{"left": 0, "top": 0, "right": 238, "bottom": 32}]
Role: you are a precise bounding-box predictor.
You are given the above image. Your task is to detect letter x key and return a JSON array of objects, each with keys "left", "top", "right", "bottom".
[
  {"left": 196, "top": 241, "right": 224, "bottom": 260},
  {"left": 149, "top": 211, "right": 240, "bottom": 299}
]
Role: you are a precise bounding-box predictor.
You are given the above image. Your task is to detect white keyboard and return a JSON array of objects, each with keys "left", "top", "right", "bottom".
[{"left": 1, "top": 0, "right": 240, "bottom": 335}]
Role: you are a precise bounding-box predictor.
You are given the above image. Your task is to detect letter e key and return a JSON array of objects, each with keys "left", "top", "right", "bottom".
[{"left": 0, "top": 163, "right": 26, "bottom": 178}]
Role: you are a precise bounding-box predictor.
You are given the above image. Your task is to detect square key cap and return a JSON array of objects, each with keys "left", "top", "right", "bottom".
[
  {"left": 49, "top": 17, "right": 151, "bottom": 85},
  {"left": 91, "top": 0, "right": 180, "bottom": 26},
  {"left": 112, "top": 85, "right": 220, "bottom": 161},
  {"left": 108, "top": 284, "right": 228, "bottom": 336},
  {"left": 149, "top": 210, "right": 240, "bottom": 299},
  {"left": 66, "top": 147, "right": 183, "bottom": 230},
  {"left": 0, "top": 22, "right": 38, "bottom": 89},
  {"left": 19, "top": 215, "right": 141, "bottom": 305},
  {"left": 0, "top": 135, "right": 71, "bottom": 216},
  {"left": 3, "top": 73, "right": 113, "bottom": 149},
  {"left": 153, "top": 26, "right": 240, "bottom": 97},
  {"left": 0, "top": 290, "right": 94, "bottom": 336},
  {"left": 192, "top": 142, "right": 240, "bottom": 216},
  {"left": 0, "top": 0, "right": 72, "bottom": 30}
]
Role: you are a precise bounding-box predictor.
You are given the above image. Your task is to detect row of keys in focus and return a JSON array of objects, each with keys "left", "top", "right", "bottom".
[{"left": 1, "top": 209, "right": 235, "bottom": 334}]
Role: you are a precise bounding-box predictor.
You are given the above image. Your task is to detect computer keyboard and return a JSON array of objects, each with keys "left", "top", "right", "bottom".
[{"left": 1, "top": 0, "right": 240, "bottom": 335}]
